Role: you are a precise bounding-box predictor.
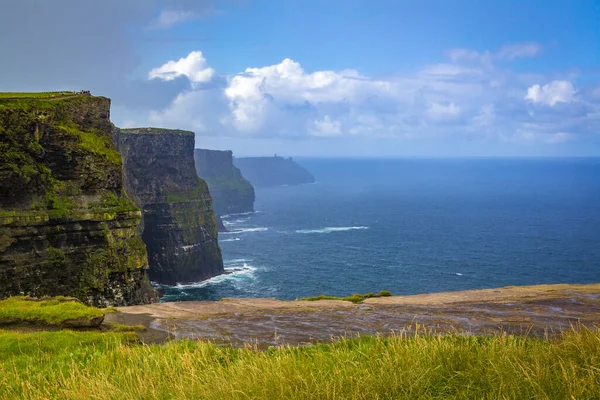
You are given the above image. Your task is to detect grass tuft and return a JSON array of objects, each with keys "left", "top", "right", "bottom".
[
  {"left": 0, "top": 296, "right": 104, "bottom": 325},
  {"left": 302, "top": 290, "right": 393, "bottom": 304}
]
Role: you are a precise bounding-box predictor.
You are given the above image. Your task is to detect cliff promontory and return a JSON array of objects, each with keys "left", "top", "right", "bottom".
[
  {"left": 0, "top": 93, "right": 156, "bottom": 306},
  {"left": 194, "top": 149, "right": 255, "bottom": 216},
  {"left": 115, "top": 128, "right": 223, "bottom": 285},
  {"left": 234, "top": 156, "right": 315, "bottom": 187}
]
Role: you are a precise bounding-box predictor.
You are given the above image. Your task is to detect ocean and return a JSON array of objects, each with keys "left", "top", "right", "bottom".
[{"left": 160, "top": 158, "right": 600, "bottom": 302}]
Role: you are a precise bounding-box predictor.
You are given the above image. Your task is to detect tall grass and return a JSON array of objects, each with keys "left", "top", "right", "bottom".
[{"left": 1, "top": 327, "right": 599, "bottom": 399}]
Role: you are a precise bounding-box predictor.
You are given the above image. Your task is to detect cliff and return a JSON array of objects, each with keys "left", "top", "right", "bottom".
[
  {"left": 115, "top": 128, "right": 223, "bottom": 285},
  {"left": 0, "top": 93, "right": 156, "bottom": 306},
  {"left": 234, "top": 156, "right": 315, "bottom": 187},
  {"left": 194, "top": 149, "right": 255, "bottom": 216}
]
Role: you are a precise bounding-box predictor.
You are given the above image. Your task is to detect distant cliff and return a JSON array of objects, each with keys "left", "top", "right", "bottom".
[
  {"left": 115, "top": 128, "right": 223, "bottom": 285},
  {"left": 194, "top": 149, "right": 255, "bottom": 216},
  {"left": 234, "top": 156, "right": 315, "bottom": 187},
  {"left": 0, "top": 93, "right": 156, "bottom": 306}
]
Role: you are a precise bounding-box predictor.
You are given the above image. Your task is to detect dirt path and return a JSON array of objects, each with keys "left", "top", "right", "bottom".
[{"left": 109, "top": 283, "right": 600, "bottom": 347}]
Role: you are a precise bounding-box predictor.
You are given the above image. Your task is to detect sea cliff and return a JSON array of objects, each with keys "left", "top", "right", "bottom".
[
  {"left": 115, "top": 128, "right": 223, "bottom": 285},
  {"left": 0, "top": 93, "right": 156, "bottom": 306},
  {"left": 234, "top": 156, "right": 315, "bottom": 187},
  {"left": 194, "top": 149, "right": 255, "bottom": 217}
]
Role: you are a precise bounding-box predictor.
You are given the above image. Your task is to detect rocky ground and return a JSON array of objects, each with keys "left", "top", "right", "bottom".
[{"left": 107, "top": 283, "right": 600, "bottom": 347}]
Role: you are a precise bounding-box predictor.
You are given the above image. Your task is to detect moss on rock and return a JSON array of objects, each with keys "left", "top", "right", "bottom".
[{"left": 0, "top": 94, "right": 156, "bottom": 306}]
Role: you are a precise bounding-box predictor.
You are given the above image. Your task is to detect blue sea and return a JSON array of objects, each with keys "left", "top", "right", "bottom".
[{"left": 161, "top": 158, "right": 600, "bottom": 302}]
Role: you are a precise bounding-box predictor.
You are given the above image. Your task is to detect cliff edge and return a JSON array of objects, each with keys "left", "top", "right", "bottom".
[
  {"left": 194, "top": 149, "right": 255, "bottom": 216},
  {"left": 234, "top": 156, "right": 315, "bottom": 187},
  {"left": 0, "top": 93, "right": 156, "bottom": 306},
  {"left": 116, "top": 128, "right": 224, "bottom": 285}
]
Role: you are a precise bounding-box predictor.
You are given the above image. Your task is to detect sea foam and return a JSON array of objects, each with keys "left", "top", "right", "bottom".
[
  {"left": 221, "top": 227, "right": 268, "bottom": 234},
  {"left": 295, "top": 226, "right": 369, "bottom": 234}
]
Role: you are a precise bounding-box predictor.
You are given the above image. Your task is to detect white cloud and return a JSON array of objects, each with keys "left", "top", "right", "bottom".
[
  {"left": 473, "top": 104, "right": 495, "bottom": 126},
  {"left": 446, "top": 42, "right": 541, "bottom": 64},
  {"left": 525, "top": 80, "right": 576, "bottom": 106},
  {"left": 155, "top": 10, "right": 196, "bottom": 28},
  {"left": 149, "top": 51, "right": 215, "bottom": 84},
  {"left": 310, "top": 116, "right": 342, "bottom": 137},
  {"left": 426, "top": 102, "right": 461, "bottom": 121},
  {"left": 139, "top": 47, "right": 598, "bottom": 149},
  {"left": 497, "top": 42, "right": 542, "bottom": 60}
]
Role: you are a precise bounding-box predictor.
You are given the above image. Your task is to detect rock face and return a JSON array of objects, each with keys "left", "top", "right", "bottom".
[
  {"left": 194, "top": 149, "right": 255, "bottom": 217},
  {"left": 115, "top": 128, "right": 223, "bottom": 285},
  {"left": 234, "top": 156, "right": 315, "bottom": 187},
  {"left": 0, "top": 94, "right": 156, "bottom": 306}
]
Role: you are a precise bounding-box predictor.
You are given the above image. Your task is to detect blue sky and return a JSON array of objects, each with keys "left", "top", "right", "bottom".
[{"left": 2, "top": 0, "right": 600, "bottom": 156}]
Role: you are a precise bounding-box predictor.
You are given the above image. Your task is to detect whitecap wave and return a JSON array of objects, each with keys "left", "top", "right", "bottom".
[
  {"left": 225, "top": 258, "right": 251, "bottom": 264},
  {"left": 221, "top": 227, "right": 268, "bottom": 234},
  {"left": 221, "top": 211, "right": 258, "bottom": 218},
  {"left": 173, "top": 263, "right": 257, "bottom": 289},
  {"left": 455, "top": 272, "right": 463, "bottom": 276},
  {"left": 220, "top": 237, "right": 241, "bottom": 242},
  {"left": 223, "top": 218, "right": 250, "bottom": 226},
  {"left": 295, "top": 226, "right": 369, "bottom": 234}
]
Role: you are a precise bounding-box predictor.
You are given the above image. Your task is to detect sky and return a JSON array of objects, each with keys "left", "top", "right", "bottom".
[{"left": 1, "top": 0, "right": 599, "bottom": 157}]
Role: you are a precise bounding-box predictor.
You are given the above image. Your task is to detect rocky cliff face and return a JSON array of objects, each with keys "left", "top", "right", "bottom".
[
  {"left": 0, "top": 94, "right": 156, "bottom": 306},
  {"left": 234, "top": 156, "right": 315, "bottom": 187},
  {"left": 194, "top": 149, "right": 255, "bottom": 216},
  {"left": 115, "top": 129, "right": 223, "bottom": 285}
]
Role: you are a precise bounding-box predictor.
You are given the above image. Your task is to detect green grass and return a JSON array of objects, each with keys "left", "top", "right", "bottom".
[
  {"left": 302, "top": 290, "right": 392, "bottom": 303},
  {"left": 0, "top": 297, "right": 104, "bottom": 325},
  {"left": 0, "top": 327, "right": 599, "bottom": 399},
  {"left": 0, "top": 92, "right": 75, "bottom": 100}
]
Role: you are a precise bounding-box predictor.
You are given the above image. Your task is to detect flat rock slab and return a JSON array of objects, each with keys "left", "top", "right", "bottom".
[{"left": 110, "top": 283, "right": 600, "bottom": 347}]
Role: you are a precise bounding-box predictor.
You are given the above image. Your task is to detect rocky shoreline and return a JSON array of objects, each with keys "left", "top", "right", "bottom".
[{"left": 108, "top": 283, "right": 600, "bottom": 347}]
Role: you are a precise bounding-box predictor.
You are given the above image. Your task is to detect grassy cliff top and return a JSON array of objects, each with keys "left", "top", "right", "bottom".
[
  {"left": 0, "top": 297, "right": 105, "bottom": 325},
  {"left": 0, "top": 91, "right": 74, "bottom": 99},
  {"left": 120, "top": 127, "right": 194, "bottom": 135}
]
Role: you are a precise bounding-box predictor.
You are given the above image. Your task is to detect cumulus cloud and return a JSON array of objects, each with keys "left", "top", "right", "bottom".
[
  {"left": 149, "top": 51, "right": 215, "bottom": 84},
  {"left": 310, "top": 116, "right": 342, "bottom": 137},
  {"left": 426, "top": 102, "right": 461, "bottom": 121},
  {"left": 525, "top": 80, "right": 576, "bottom": 106},
  {"left": 115, "top": 41, "right": 600, "bottom": 153}
]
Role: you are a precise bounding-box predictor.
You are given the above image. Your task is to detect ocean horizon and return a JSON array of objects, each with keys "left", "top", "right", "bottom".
[{"left": 159, "top": 157, "right": 600, "bottom": 302}]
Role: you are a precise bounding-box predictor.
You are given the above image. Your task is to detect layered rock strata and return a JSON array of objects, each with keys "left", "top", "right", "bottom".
[
  {"left": 194, "top": 149, "right": 255, "bottom": 231},
  {"left": 0, "top": 94, "right": 156, "bottom": 306},
  {"left": 115, "top": 128, "right": 223, "bottom": 285}
]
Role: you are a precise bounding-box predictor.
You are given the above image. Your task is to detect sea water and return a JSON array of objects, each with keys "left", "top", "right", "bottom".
[{"left": 160, "top": 158, "right": 600, "bottom": 302}]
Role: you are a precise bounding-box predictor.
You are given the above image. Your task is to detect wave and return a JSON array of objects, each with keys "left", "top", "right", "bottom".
[
  {"left": 220, "top": 237, "right": 241, "bottom": 242},
  {"left": 172, "top": 263, "right": 257, "bottom": 289},
  {"left": 221, "top": 211, "right": 260, "bottom": 218},
  {"left": 225, "top": 258, "right": 251, "bottom": 265},
  {"left": 223, "top": 218, "right": 250, "bottom": 226},
  {"left": 295, "top": 226, "right": 369, "bottom": 234},
  {"left": 455, "top": 273, "right": 463, "bottom": 276},
  {"left": 221, "top": 227, "right": 268, "bottom": 234}
]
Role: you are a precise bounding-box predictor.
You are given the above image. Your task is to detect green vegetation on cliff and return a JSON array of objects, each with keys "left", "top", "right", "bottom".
[
  {"left": 115, "top": 127, "right": 223, "bottom": 284},
  {"left": 0, "top": 93, "right": 155, "bottom": 306},
  {"left": 0, "top": 297, "right": 104, "bottom": 325},
  {"left": 194, "top": 149, "right": 255, "bottom": 216},
  {"left": 302, "top": 290, "right": 392, "bottom": 303},
  {"left": 0, "top": 327, "right": 599, "bottom": 399}
]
